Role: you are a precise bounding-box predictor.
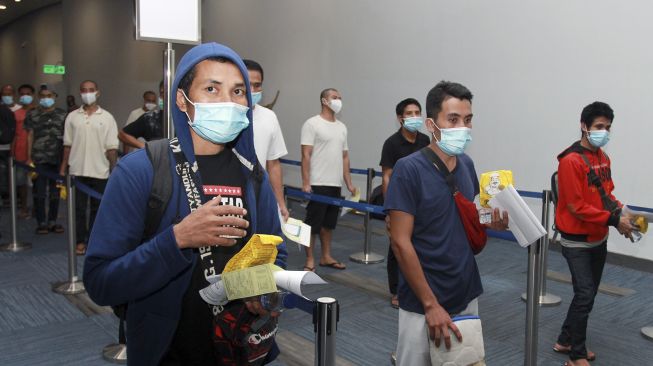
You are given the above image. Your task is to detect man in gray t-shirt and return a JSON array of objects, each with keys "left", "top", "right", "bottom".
[{"left": 300, "top": 88, "right": 356, "bottom": 272}]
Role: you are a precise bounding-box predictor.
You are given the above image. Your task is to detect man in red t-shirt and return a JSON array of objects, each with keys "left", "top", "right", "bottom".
[
  {"left": 1, "top": 84, "right": 34, "bottom": 218},
  {"left": 553, "top": 101, "right": 634, "bottom": 366}
]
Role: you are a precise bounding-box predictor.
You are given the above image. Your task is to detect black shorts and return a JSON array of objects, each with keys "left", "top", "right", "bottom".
[{"left": 305, "top": 185, "right": 342, "bottom": 234}]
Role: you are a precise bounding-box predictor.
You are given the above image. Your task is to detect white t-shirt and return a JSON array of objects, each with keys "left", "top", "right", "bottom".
[
  {"left": 252, "top": 104, "right": 288, "bottom": 169},
  {"left": 300, "top": 114, "right": 348, "bottom": 187},
  {"left": 63, "top": 107, "right": 119, "bottom": 179},
  {"left": 124, "top": 107, "right": 146, "bottom": 126}
]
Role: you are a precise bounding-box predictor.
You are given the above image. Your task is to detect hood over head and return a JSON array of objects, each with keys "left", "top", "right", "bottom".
[{"left": 171, "top": 42, "right": 255, "bottom": 166}]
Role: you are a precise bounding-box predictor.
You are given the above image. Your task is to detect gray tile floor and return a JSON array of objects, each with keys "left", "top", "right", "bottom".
[{"left": 1, "top": 204, "right": 653, "bottom": 365}]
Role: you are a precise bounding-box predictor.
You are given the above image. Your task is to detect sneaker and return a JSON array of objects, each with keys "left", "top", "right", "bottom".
[{"left": 48, "top": 224, "right": 64, "bottom": 233}]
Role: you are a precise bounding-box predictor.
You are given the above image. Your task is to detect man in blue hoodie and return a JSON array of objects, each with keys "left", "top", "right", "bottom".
[{"left": 83, "top": 43, "right": 287, "bottom": 366}]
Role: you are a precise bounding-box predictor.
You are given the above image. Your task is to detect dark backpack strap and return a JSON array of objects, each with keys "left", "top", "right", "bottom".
[
  {"left": 577, "top": 152, "right": 618, "bottom": 213},
  {"left": 420, "top": 147, "right": 458, "bottom": 194},
  {"left": 143, "top": 139, "right": 174, "bottom": 240}
]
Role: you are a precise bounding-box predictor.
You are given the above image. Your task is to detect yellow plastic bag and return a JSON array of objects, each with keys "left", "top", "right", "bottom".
[
  {"left": 479, "top": 170, "right": 514, "bottom": 208},
  {"left": 223, "top": 234, "right": 283, "bottom": 273},
  {"left": 57, "top": 183, "right": 67, "bottom": 200}
]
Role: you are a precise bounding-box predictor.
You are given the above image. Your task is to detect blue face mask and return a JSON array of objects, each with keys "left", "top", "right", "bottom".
[
  {"left": 19, "top": 95, "right": 33, "bottom": 105},
  {"left": 182, "top": 91, "right": 250, "bottom": 144},
  {"left": 251, "top": 91, "right": 262, "bottom": 106},
  {"left": 586, "top": 129, "right": 610, "bottom": 148},
  {"left": 429, "top": 119, "right": 472, "bottom": 156},
  {"left": 40, "top": 98, "right": 55, "bottom": 108},
  {"left": 402, "top": 116, "right": 423, "bottom": 132},
  {"left": 2, "top": 96, "right": 14, "bottom": 105}
]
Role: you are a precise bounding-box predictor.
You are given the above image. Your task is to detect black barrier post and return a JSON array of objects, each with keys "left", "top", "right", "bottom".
[
  {"left": 314, "top": 297, "right": 339, "bottom": 366},
  {"left": 521, "top": 190, "right": 561, "bottom": 306},
  {"left": 524, "top": 191, "right": 546, "bottom": 366},
  {"left": 53, "top": 175, "right": 85, "bottom": 295},
  {"left": 349, "top": 168, "right": 384, "bottom": 264},
  {"left": 0, "top": 156, "right": 32, "bottom": 252}
]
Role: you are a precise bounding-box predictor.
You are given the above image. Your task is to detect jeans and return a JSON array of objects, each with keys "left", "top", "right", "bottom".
[
  {"left": 557, "top": 241, "right": 607, "bottom": 360},
  {"left": 74, "top": 176, "right": 106, "bottom": 244},
  {"left": 387, "top": 238, "right": 398, "bottom": 295},
  {"left": 34, "top": 163, "right": 60, "bottom": 226}
]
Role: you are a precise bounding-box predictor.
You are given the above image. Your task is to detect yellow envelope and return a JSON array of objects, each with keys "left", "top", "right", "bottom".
[{"left": 222, "top": 263, "right": 278, "bottom": 300}]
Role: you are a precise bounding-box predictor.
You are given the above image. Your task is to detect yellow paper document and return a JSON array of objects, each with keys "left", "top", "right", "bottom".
[
  {"left": 222, "top": 263, "right": 278, "bottom": 300},
  {"left": 223, "top": 234, "right": 283, "bottom": 273}
]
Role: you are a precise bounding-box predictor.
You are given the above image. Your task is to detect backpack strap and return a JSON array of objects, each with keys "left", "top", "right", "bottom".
[
  {"left": 143, "top": 139, "right": 174, "bottom": 240},
  {"left": 576, "top": 152, "right": 619, "bottom": 213},
  {"left": 420, "top": 147, "right": 458, "bottom": 194}
]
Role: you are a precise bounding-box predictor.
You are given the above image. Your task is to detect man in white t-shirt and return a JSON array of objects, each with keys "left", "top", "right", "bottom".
[
  {"left": 300, "top": 88, "right": 356, "bottom": 271},
  {"left": 60, "top": 80, "right": 119, "bottom": 255},
  {"left": 125, "top": 90, "right": 157, "bottom": 126},
  {"left": 244, "top": 59, "right": 290, "bottom": 221}
]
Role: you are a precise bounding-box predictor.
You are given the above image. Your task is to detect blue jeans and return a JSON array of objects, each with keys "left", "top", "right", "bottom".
[{"left": 557, "top": 241, "right": 607, "bottom": 360}]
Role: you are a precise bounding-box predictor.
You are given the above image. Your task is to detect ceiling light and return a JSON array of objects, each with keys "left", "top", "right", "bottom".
[{"left": 0, "top": 5, "right": 7, "bottom": 10}]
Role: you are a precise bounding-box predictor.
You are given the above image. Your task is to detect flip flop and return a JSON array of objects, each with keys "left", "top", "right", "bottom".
[
  {"left": 390, "top": 295, "right": 399, "bottom": 309},
  {"left": 553, "top": 344, "right": 595, "bottom": 361},
  {"left": 319, "top": 261, "right": 346, "bottom": 270},
  {"left": 303, "top": 266, "right": 315, "bottom": 272}
]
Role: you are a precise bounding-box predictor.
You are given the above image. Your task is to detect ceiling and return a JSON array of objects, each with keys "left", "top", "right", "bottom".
[{"left": 0, "top": 0, "right": 60, "bottom": 28}]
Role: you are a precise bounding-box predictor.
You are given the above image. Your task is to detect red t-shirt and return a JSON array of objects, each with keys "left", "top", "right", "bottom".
[{"left": 10, "top": 107, "right": 28, "bottom": 162}]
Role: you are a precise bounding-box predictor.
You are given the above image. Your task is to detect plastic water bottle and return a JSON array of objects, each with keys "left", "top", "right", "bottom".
[{"left": 260, "top": 290, "right": 296, "bottom": 312}]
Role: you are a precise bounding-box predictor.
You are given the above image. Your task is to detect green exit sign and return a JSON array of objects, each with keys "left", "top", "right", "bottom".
[{"left": 43, "top": 65, "right": 66, "bottom": 75}]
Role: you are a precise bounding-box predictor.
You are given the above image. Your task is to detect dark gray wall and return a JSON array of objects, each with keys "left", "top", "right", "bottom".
[{"left": 0, "top": 4, "right": 65, "bottom": 107}]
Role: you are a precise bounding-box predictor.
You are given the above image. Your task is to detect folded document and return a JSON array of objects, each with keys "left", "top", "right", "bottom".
[{"left": 488, "top": 185, "right": 546, "bottom": 247}]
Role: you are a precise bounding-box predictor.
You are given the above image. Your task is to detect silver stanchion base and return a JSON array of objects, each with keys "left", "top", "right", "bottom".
[
  {"left": 52, "top": 280, "right": 85, "bottom": 295},
  {"left": 102, "top": 343, "right": 127, "bottom": 364},
  {"left": 0, "top": 241, "right": 32, "bottom": 252},
  {"left": 521, "top": 292, "right": 562, "bottom": 307},
  {"left": 349, "top": 251, "right": 385, "bottom": 264},
  {"left": 641, "top": 326, "right": 653, "bottom": 341}
]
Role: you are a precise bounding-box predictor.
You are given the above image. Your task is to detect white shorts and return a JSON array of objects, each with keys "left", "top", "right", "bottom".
[{"left": 396, "top": 298, "right": 482, "bottom": 366}]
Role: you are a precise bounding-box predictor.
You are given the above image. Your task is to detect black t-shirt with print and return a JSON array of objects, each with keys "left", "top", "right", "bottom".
[{"left": 161, "top": 148, "right": 249, "bottom": 365}]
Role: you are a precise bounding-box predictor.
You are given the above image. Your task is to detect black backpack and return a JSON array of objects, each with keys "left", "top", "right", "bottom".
[{"left": 0, "top": 105, "right": 16, "bottom": 145}]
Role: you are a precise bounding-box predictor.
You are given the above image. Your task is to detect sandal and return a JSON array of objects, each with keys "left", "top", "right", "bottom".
[
  {"left": 554, "top": 343, "right": 595, "bottom": 361},
  {"left": 36, "top": 225, "right": 49, "bottom": 235},
  {"left": 303, "top": 265, "right": 315, "bottom": 272},
  {"left": 390, "top": 295, "right": 399, "bottom": 309},
  {"left": 75, "top": 243, "right": 87, "bottom": 256},
  {"left": 319, "top": 261, "right": 346, "bottom": 270},
  {"left": 49, "top": 224, "right": 64, "bottom": 233}
]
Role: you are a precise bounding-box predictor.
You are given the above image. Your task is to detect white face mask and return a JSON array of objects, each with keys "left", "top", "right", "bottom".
[
  {"left": 326, "top": 99, "right": 342, "bottom": 114},
  {"left": 81, "top": 92, "right": 97, "bottom": 105},
  {"left": 144, "top": 102, "right": 157, "bottom": 111}
]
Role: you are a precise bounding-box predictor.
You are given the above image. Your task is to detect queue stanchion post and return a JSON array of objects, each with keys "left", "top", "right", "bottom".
[
  {"left": 521, "top": 190, "right": 561, "bottom": 306},
  {"left": 103, "top": 315, "right": 127, "bottom": 364},
  {"left": 163, "top": 42, "right": 175, "bottom": 140},
  {"left": 0, "top": 156, "right": 31, "bottom": 252},
  {"left": 349, "top": 168, "right": 384, "bottom": 264},
  {"left": 313, "top": 297, "right": 338, "bottom": 366},
  {"left": 642, "top": 327, "right": 653, "bottom": 341},
  {"left": 524, "top": 236, "right": 542, "bottom": 366},
  {"left": 53, "top": 174, "right": 85, "bottom": 295}
]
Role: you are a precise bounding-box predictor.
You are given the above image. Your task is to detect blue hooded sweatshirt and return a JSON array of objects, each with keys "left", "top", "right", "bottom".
[{"left": 83, "top": 43, "right": 287, "bottom": 366}]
